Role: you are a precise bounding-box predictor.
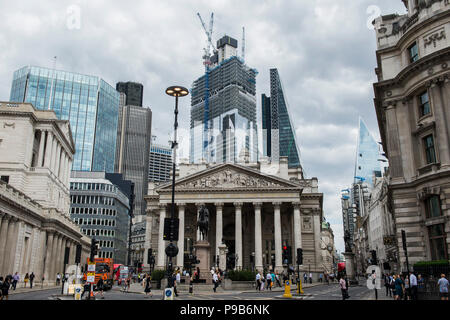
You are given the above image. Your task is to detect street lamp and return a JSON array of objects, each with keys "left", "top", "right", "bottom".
[{"left": 165, "top": 86, "right": 189, "bottom": 289}]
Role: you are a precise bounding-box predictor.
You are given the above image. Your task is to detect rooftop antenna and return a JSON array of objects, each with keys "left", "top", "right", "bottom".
[
  {"left": 47, "top": 56, "right": 57, "bottom": 110},
  {"left": 242, "top": 27, "right": 245, "bottom": 62}
]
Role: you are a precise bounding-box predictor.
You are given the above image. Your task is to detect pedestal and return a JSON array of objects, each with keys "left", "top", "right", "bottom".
[
  {"left": 343, "top": 252, "right": 358, "bottom": 284},
  {"left": 218, "top": 243, "right": 227, "bottom": 271},
  {"left": 194, "top": 240, "right": 212, "bottom": 284}
]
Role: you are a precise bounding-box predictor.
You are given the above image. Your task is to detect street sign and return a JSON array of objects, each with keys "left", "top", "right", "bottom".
[
  {"left": 87, "top": 263, "right": 95, "bottom": 272},
  {"left": 87, "top": 272, "right": 95, "bottom": 283},
  {"left": 366, "top": 265, "right": 381, "bottom": 290},
  {"left": 164, "top": 288, "right": 174, "bottom": 300},
  {"left": 74, "top": 286, "right": 82, "bottom": 300}
]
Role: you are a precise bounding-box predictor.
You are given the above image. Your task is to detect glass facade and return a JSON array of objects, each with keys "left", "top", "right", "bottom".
[
  {"left": 9, "top": 66, "right": 120, "bottom": 172},
  {"left": 354, "top": 117, "right": 382, "bottom": 186},
  {"left": 190, "top": 56, "right": 258, "bottom": 164},
  {"left": 262, "top": 68, "right": 301, "bottom": 168}
]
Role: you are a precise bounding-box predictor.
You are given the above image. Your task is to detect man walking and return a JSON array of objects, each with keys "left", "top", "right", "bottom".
[
  {"left": 339, "top": 277, "right": 348, "bottom": 300},
  {"left": 409, "top": 272, "right": 418, "bottom": 300},
  {"left": 255, "top": 271, "right": 261, "bottom": 291},
  {"left": 266, "top": 271, "right": 272, "bottom": 291},
  {"left": 56, "top": 273, "right": 61, "bottom": 286},
  {"left": 275, "top": 271, "right": 281, "bottom": 287},
  {"left": 29, "top": 272, "right": 35, "bottom": 289},
  {"left": 12, "top": 272, "right": 19, "bottom": 290},
  {"left": 309, "top": 272, "right": 313, "bottom": 284},
  {"left": 213, "top": 271, "right": 219, "bottom": 293}
]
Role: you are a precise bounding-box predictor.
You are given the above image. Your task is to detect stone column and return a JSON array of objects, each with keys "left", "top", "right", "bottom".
[
  {"left": 7, "top": 218, "right": 20, "bottom": 274},
  {"left": 50, "top": 136, "right": 58, "bottom": 173},
  {"left": 430, "top": 81, "right": 450, "bottom": 167},
  {"left": 37, "top": 130, "right": 46, "bottom": 167},
  {"left": 254, "top": 202, "right": 263, "bottom": 271},
  {"left": 176, "top": 203, "right": 185, "bottom": 269},
  {"left": 50, "top": 234, "right": 60, "bottom": 281},
  {"left": 143, "top": 210, "right": 154, "bottom": 270},
  {"left": 195, "top": 203, "right": 204, "bottom": 241},
  {"left": 44, "top": 131, "right": 53, "bottom": 168},
  {"left": 157, "top": 205, "right": 166, "bottom": 268},
  {"left": 0, "top": 215, "right": 11, "bottom": 275},
  {"left": 273, "top": 202, "right": 283, "bottom": 271},
  {"left": 215, "top": 202, "right": 224, "bottom": 258},
  {"left": 313, "top": 211, "right": 322, "bottom": 276},
  {"left": 234, "top": 202, "right": 243, "bottom": 270},
  {"left": 55, "top": 235, "right": 63, "bottom": 275},
  {"left": 43, "top": 231, "right": 54, "bottom": 282},
  {"left": 54, "top": 144, "right": 62, "bottom": 178},
  {"left": 293, "top": 201, "right": 302, "bottom": 263},
  {"left": 59, "top": 151, "right": 66, "bottom": 183}
]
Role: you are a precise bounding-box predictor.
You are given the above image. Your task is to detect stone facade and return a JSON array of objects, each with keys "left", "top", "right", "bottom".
[
  {"left": 373, "top": 1, "right": 450, "bottom": 269},
  {"left": 0, "top": 102, "right": 89, "bottom": 285},
  {"left": 144, "top": 158, "right": 325, "bottom": 280},
  {"left": 320, "top": 221, "right": 337, "bottom": 275}
]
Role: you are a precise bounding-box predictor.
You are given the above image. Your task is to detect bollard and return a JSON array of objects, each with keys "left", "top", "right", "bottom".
[
  {"left": 297, "top": 278, "right": 304, "bottom": 295},
  {"left": 283, "top": 280, "right": 293, "bottom": 298}
]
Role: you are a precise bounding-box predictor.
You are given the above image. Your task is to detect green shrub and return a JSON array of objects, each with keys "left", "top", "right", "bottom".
[
  {"left": 227, "top": 270, "right": 256, "bottom": 281},
  {"left": 413, "top": 260, "right": 449, "bottom": 267},
  {"left": 151, "top": 269, "right": 166, "bottom": 281}
]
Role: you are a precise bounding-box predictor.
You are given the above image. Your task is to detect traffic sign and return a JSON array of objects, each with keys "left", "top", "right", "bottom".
[
  {"left": 87, "top": 272, "right": 95, "bottom": 283},
  {"left": 87, "top": 263, "right": 95, "bottom": 272},
  {"left": 164, "top": 288, "right": 174, "bottom": 300}
]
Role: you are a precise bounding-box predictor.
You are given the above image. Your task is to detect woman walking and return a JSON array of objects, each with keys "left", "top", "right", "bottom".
[
  {"left": 393, "top": 274, "right": 404, "bottom": 300},
  {"left": 24, "top": 273, "right": 29, "bottom": 288},
  {"left": 144, "top": 274, "right": 153, "bottom": 297},
  {"left": 1, "top": 277, "right": 10, "bottom": 300}
]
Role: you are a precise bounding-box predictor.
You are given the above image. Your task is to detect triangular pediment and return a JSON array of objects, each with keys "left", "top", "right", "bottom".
[{"left": 157, "top": 163, "right": 302, "bottom": 191}]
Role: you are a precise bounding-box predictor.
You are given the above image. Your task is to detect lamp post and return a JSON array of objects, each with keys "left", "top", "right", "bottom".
[{"left": 165, "top": 86, "right": 189, "bottom": 290}]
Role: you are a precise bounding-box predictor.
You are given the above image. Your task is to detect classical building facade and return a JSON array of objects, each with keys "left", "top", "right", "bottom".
[
  {"left": 144, "top": 158, "right": 324, "bottom": 279},
  {"left": 373, "top": 0, "right": 450, "bottom": 269},
  {"left": 0, "top": 102, "right": 89, "bottom": 285}
]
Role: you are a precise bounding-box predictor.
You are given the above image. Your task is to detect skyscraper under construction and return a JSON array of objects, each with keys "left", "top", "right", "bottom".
[{"left": 190, "top": 35, "right": 258, "bottom": 164}]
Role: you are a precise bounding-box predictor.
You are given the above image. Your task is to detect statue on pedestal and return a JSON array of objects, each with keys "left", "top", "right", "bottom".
[
  {"left": 197, "top": 205, "right": 209, "bottom": 241},
  {"left": 344, "top": 230, "right": 352, "bottom": 253}
]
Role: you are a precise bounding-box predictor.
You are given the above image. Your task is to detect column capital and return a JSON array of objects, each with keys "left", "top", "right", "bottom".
[
  {"left": 195, "top": 202, "right": 206, "bottom": 207},
  {"left": 177, "top": 203, "right": 186, "bottom": 208},
  {"left": 214, "top": 202, "right": 224, "bottom": 207},
  {"left": 272, "top": 202, "right": 282, "bottom": 208},
  {"left": 233, "top": 202, "right": 243, "bottom": 209},
  {"left": 158, "top": 203, "right": 167, "bottom": 209},
  {"left": 253, "top": 202, "right": 263, "bottom": 209},
  {"left": 292, "top": 201, "right": 301, "bottom": 209}
]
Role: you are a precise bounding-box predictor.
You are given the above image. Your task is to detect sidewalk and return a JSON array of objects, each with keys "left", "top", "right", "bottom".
[{"left": 8, "top": 284, "right": 60, "bottom": 295}]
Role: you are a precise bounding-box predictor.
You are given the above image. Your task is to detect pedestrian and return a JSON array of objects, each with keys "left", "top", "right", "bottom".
[
  {"left": 96, "top": 277, "right": 104, "bottom": 299},
  {"left": 339, "top": 277, "right": 348, "bottom": 300},
  {"left": 275, "top": 271, "right": 281, "bottom": 287},
  {"left": 309, "top": 272, "right": 313, "bottom": 284},
  {"left": 81, "top": 281, "right": 90, "bottom": 300},
  {"left": 28, "top": 272, "right": 35, "bottom": 289},
  {"left": 303, "top": 272, "right": 307, "bottom": 283},
  {"left": 144, "top": 274, "right": 152, "bottom": 297},
  {"left": 417, "top": 274, "right": 424, "bottom": 290},
  {"left": 271, "top": 271, "right": 275, "bottom": 289},
  {"left": 195, "top": 267, "right": 200, "bottom": 283},
  {"left": 319, "top": 273, "right": 323, "bottom": 283},
  {"left": 24, "top": 273, "right": 29, "bottom": 288},
  {"left": 212, "top": 271, "right": 219, "bottom": 293},
  {"left": 437, "top": 274, "right": 449, "bottom": 301},
  {"left": 1, "top": 277, "right": 10, "bottom": 300},
  {"left": 403, "top": 275, "right": 410, "bottom": 300},
  {"left": 56, "top": 272, "right": 61, "bottom": 286},
  {"left": 255, "top": 271, "right": 261, "bottom": 291},
  {"left": 176, "top": 270, "right": 181, "bottom": 287},
  {"left": 393, "top": 274, "right": 404, "bottom": 300},
  {"left": 126, "top": 276, "right": 131, "bottom": 292},
  {"left": 266, "top": 271, "right": 272, "bottom": 291},
  {"left": 260, "top": 272, "right": 265, "bottom": 291},
  {"left": 12, "top": 272, "right": 19, "bottom": 290},
  {"left": 409, "top": 272, "right": 418, "bottom": 300}
]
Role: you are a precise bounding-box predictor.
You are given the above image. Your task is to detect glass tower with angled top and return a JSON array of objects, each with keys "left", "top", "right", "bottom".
[{"left": 10, "top": 66, "right": 120, "bottom": 172}]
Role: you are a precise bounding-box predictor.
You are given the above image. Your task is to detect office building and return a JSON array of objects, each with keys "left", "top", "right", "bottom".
[
  {"left": 148, "top": 143, "right": 172, "bottom": 183},
  {"left": 9, "top": 66, "right": 120, "bottom": 172},
  {"left": 190, "top": 35, "right": 258, "bottom": 164},
  {"left": 0, "top": 102, "right": 89, "bottom": 285},
  {"left": 262, "top": 68, "right": 302, "bottom": 168},
  {"left": 373, "top": 0, "right": 450, "bottom": 267},
  {"left": 70, "top": 171, "right": 132, "bottom": 264},
  {"left": 116, "top": 82, "right": 144, "bottom": 107}
]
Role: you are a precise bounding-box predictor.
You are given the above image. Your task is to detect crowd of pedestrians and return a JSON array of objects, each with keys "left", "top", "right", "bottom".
[
  {"left": 0, "top": 271, "right": 38, "bottom": 300},
  {"left": 383, "top": 272, "right": 449, "bottom": 300}
]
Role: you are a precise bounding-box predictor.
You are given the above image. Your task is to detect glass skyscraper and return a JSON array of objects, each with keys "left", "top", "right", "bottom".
[
  {"left": 354, "top": 117, "right": 382, "bottom": 186},
  {"left": 10, "top": 66, "right": 120, "bottom": 172},
  {"left": 262, "top": 68, "right": 301, "bottom": 168},
  {"left": 190, "top": 36, "right": 258, "bottom": 164}
]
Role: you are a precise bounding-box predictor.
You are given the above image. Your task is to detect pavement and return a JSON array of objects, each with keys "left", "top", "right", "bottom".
[{"left": 8, "top": 284, "right": 60, "bottom": 295}]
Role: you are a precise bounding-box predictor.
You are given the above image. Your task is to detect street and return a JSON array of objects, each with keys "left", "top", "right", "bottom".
[{"left": 7, "top": 283, "right": 377, "bottom": 301}]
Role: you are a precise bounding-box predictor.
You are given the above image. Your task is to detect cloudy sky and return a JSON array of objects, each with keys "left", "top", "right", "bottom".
[{"left": 0, "top": 0, "right": 408, "bottom": 253}]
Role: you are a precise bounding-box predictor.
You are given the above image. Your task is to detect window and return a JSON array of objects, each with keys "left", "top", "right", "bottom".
[
  {"left": 428, "top": 224, "right": 448, "bottom": 260},
  {"left": 425, "top": 195, "right": 442, "bottom": 218},
  {"left": 423, "top": 135, "right": 437, "bottom": 164},
  {"left": 409, "top": 42, "right": 419, "bottom": 63},
  {"left": 419, "top": 91, "right": 430, "bottom": 117}
]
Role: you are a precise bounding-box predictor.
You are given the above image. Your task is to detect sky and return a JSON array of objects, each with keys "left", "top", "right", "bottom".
[{"left": 0, "top": 0, "right": 408, "bottom": 253}]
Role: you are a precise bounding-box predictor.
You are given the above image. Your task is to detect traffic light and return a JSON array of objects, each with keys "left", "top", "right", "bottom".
[
  {"left": 282, "top": 245, "right": 288, "bottom": 264},
  {"left": 90, "top": 238, "right": 99, "bottom": 261},
  {"left": 296, "top": 248, "right": 303, "bottom": 265},
  {"left": 370, "top": 250, "right": 377, "bottom": 265}
]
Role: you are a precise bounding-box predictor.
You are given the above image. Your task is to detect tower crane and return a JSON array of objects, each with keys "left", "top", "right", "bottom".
[{"left": 197, "top": 12, "right": 216, "bottom": 162}]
